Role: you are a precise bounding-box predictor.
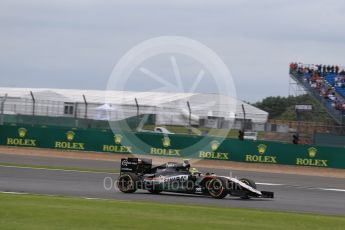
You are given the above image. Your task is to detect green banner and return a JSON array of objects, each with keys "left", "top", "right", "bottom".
[{"left": 1, "top": 125, "right": 344, "bottom": 169}]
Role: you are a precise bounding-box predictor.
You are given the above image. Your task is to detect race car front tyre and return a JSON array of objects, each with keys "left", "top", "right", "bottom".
[
  {"left": 239, "top": 178, "right": 257, "bottom": 189},
  {"left": 207, "top": 177, "right": 228, "bottom": 199},
  {"left": 239, "top": 178, "right": 256, "bottom": 199},
  {"left": 117, "top": 173, "right": 138, "bottom": 193}
]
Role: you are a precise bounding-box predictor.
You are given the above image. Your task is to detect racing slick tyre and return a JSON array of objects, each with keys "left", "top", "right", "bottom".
[
  {"left": 117, "top": 173, "right": 139, "bottom": 193},
  {"left": 239, "top": 178, "right": 256, "bottom": 199},
  {"left": 207, "top": 177, "right": 228, "bottom": 199},
  {"left": 239, "top": 178, "right": 257, "bottom": 189}
]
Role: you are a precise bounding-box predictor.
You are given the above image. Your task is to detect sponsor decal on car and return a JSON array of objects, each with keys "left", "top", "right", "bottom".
[
  {"left": 120, "top": 159, "right": 139, "bottom": 172},
  {"left": 121, "top": 159, "right": 137, "bottom": 167},
  {"left": 166, "top": 162, "right": 177, "bottom": 167},
  {"left": 163, "top": 175, "right": 188, "bottom": 183},
  {"left": 121, "top": 159, "right": 129, "bottom": 167}
]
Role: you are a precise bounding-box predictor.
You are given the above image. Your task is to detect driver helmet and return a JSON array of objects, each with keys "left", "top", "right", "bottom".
[{"left": 189, "top": 167, "right": 200, "bottom": 175}]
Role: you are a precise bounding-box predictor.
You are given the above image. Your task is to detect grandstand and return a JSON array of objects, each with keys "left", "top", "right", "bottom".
[
  {"left": 0, "top": 87, "right": 268, "bottom": 131},
  {"left": 289, "top": 63, "right": 345, "bottom": 125}
]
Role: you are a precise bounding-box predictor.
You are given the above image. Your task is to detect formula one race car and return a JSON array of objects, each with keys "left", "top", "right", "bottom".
[{"left": 117, "top": 158, "right": 274, "bottom": 199}]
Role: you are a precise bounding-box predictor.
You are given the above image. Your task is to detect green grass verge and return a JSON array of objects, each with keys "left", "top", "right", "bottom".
[
  {"left": 0, "top": 162, "right": 118, "bottom": 174},
  {"left": 0, "top": 193, "right": 344, "bottom": 230}
]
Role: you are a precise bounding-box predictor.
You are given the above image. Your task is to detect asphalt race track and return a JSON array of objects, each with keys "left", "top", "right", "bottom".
[{"left": 1, "top": 153, "right": 345, "bottom": 215}]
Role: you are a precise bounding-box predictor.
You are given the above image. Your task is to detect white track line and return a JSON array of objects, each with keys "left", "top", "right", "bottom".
[
  {"left": 256, "top": 183, "right": 345, "bottom": 193},
  {"left": 256, "top": 182, "right": 286, "bottom": 186},
  {"left": 0, "top": 191, "right": 29, "bottom": 195},
  {"left": 82, "top": 197, "right": 108, "bottom": 201},
  {"left": 0, "top": 191, "right": 109, "bottom": 201},
  {"left": 314, "top": 188, "right": 345, "bottom": 192},
  {"left": 0, "top": 164, "right": 119, "bottom": 175}
]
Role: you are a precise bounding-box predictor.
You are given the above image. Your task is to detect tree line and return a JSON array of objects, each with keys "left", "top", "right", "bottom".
[{"left": 252, "top": 94, "right": 335, "bottom": 123}]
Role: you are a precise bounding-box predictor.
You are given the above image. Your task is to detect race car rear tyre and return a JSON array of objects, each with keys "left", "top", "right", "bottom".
[
  {"left": 239, "top": 178, "right": 256, "bottom": 189},
  {"left": 207, "top": 177, "right": 228, "bottom": 199},
  {"left": 117, "top": 173, "right": 138, "bottom": 193}
]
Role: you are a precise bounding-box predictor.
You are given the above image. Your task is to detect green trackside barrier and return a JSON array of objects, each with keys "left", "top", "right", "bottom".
[
  {"left": 1, "top": 125, "right": 345, "bottom": 169},
  {"left": 314, "top": 133, "right": 345, "bottom": 148}
]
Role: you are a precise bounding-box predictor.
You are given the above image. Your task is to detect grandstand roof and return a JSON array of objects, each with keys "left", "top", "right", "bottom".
[{"left": 0, "top": 87, "right": 268, "bottom": 122}]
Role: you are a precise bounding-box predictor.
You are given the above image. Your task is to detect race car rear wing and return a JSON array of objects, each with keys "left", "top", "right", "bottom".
[{"left": 120, "top": 158, "right": 152, "bottom": 175}]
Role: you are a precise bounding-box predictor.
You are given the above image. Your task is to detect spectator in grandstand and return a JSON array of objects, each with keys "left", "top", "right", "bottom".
[
  {"left": 289, "top": 62, "right": 297, "bottom": 73},
  {"left": 328, "top": 92, "right": 336, "bottom": 101},
  {"left": 340, "top": 69, "right": 345, "bottom": 76},
  {"left": 334, "top": 98, "right": 341, "bottom": 109},
  {"left": 335, "top": 76, "right": 345, "bottom": 87},
  {"left": 290, "top": 63, "right": 345, "bottom": 114},
  {"left": 291, "top": 63, "right": 345, "bottom": 89},
  {"left": 334, "top": 99, "right": 345, "bottom": 112}
]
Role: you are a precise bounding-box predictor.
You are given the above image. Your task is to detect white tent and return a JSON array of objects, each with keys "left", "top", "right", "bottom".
[
  {"left": 95, "top": 104, "right": 115, "bottom": 120},
  {"left": 0, "top": 87, "right": 269, "bottom": 124}
]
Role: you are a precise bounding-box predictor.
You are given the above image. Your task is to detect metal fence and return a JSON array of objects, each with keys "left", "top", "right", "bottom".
[{"left": 0, "top": 96, "right": 268, "bottom": 131}]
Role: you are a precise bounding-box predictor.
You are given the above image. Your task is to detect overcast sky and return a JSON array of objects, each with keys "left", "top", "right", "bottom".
[{"left": 1, "top": 0, "right": 345, "bottom": 102}]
